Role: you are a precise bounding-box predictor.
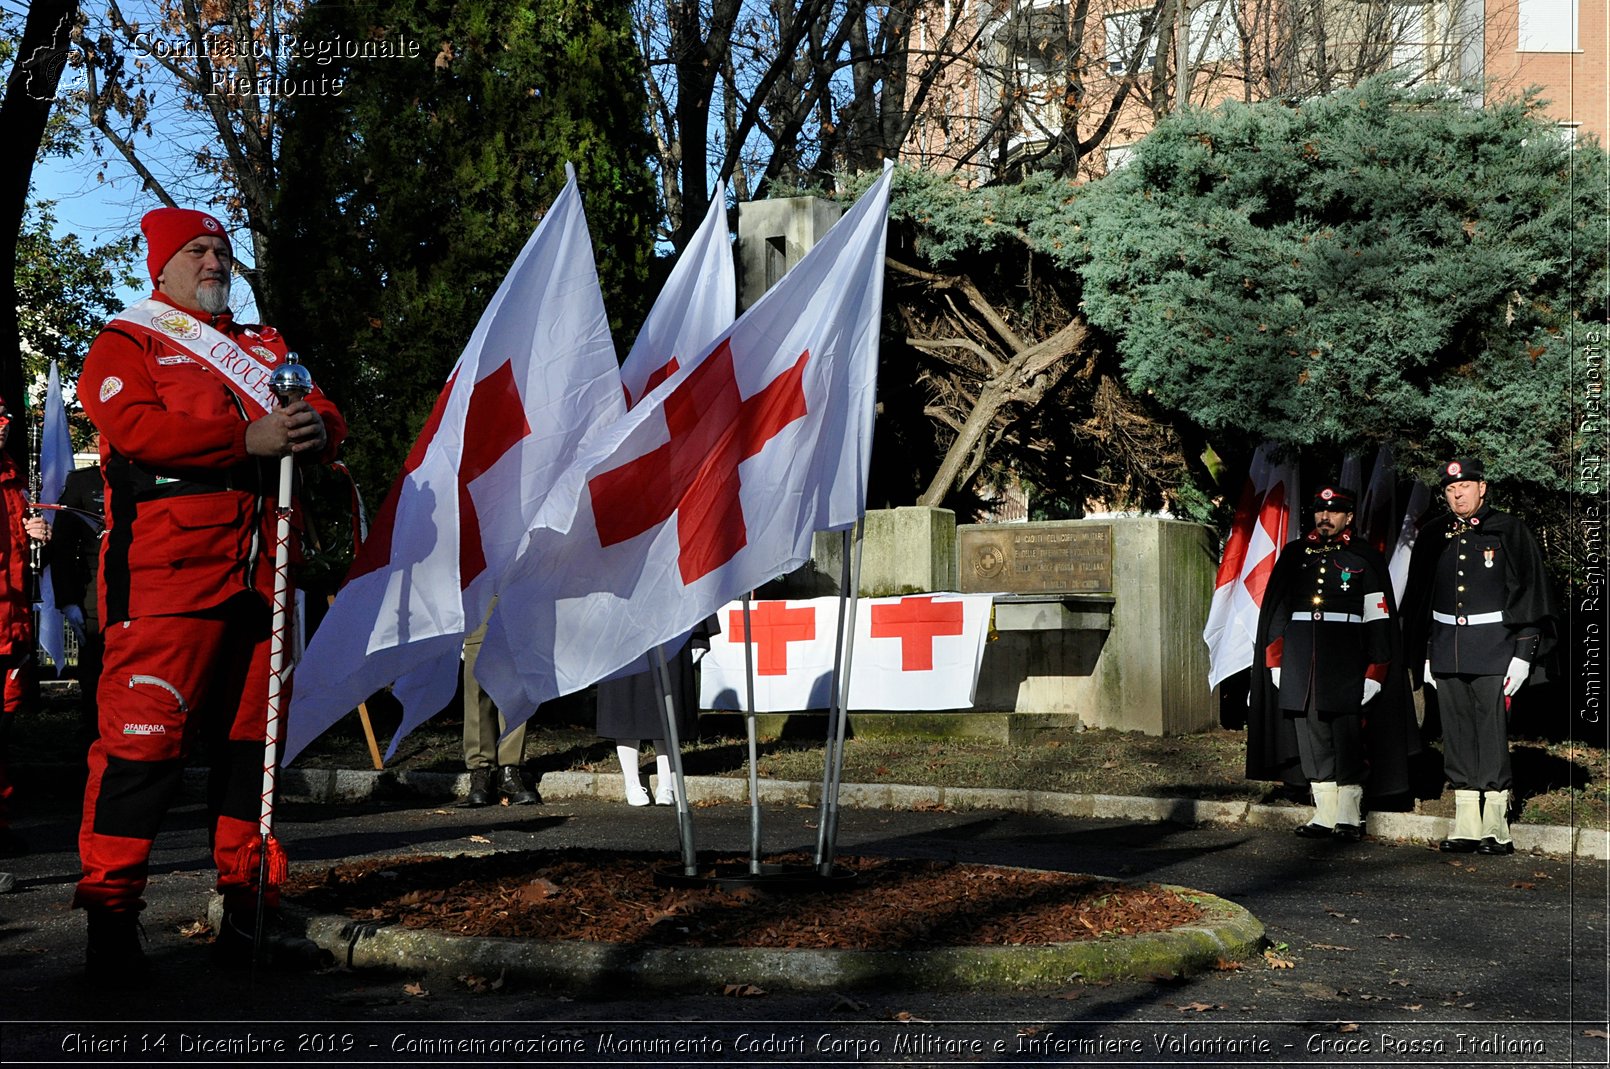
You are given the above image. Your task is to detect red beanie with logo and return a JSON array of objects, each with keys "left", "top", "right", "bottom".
[{"left": 142, "top": 207, "right": 231, "bottom": 286}]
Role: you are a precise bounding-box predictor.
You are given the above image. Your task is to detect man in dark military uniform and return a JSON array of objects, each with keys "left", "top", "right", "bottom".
[
  {"left": 1248, "top": 486, "right": 1416, "bottom": 841},
  {"left": 1402, "top": 458, "right": 1556, "bottom": 855}
]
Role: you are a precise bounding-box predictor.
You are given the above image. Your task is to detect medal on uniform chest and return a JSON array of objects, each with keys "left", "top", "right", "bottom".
[
  {"left": 1484, "top": 547, "right": 1495, "bottom": 568},
  {"left": 1340, "top": 569, "right": 1352, "bottom": 591}
]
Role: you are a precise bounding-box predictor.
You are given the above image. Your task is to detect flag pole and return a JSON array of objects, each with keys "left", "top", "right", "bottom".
[
  {"left": 816, "top": 520, "right": 864, "bottom": 876},
  {"left": 652, "top": 644, "right": 698, "bottom": 876},
  {"left": 254, "top": 356, "right": 313, "bottom": 967},
  {"left": 740, "top": 593, "right": 762, "bottom": 874}
]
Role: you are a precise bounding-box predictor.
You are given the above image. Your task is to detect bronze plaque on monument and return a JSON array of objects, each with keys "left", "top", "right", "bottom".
[{"left": 958, "top": 523, "right": 1114, "bottom": 594}]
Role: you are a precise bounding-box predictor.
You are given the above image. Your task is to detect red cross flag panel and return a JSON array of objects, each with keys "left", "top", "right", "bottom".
[{"left": 700, "top": 594, "right": 994, "bottom": 712}]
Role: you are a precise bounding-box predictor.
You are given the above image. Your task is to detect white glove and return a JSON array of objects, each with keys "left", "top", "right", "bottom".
[
  {"left": 1424, "top": 661, "right": 1436, "bottom": 690},
  {"left": 1362, "top": 678, "right": 1381, "bottom": 704},
  {"left": 63, "top": 604, "right": 85, "bottom": 640},
  {"left": 1270, "top": 667, "right": 1281, "bottom": 689},
  {"left": 1504, "top": 657, "right": 1531, "bottom": 697}
]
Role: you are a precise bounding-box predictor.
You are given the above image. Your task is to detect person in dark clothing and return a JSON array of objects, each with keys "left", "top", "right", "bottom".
[
  {"left": 51, "top": 461, "right": 105, "bottom": 749},
  {"left": 1401, "top": 458, "right": 1557, "bottom": 855},
  {"left": 1247, "top": 485, "right": 1418, "bottom": 841}
]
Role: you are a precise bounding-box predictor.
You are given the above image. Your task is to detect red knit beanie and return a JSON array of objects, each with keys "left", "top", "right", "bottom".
[{"left": 142, "top": 207, "right": 231, "bottom": 286}]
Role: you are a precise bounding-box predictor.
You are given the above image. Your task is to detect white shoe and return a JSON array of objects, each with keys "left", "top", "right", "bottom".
[
  {"left": 654, "top": 784, "right": 675, "bottom": 806},
  {"left": 625, "top": 785, "right": 651, "bottom": 807}
]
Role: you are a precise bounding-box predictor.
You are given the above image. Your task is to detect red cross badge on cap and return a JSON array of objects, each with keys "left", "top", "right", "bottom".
[
  {"left": 1447, "top": 461, "right": 1462, "bottom": 477},
  {"left": 1320, "top": 488, "right": 1335, "bottom": 501}
]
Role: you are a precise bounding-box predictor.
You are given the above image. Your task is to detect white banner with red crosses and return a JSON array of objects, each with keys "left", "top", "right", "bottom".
[{"left": 699, "top": 593, "right": 995, "bottom": 711}]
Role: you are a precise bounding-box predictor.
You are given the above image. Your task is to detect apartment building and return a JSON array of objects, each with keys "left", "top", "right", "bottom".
[{"left": 902, "top": 0, "right": 1605, "bottom": 180}]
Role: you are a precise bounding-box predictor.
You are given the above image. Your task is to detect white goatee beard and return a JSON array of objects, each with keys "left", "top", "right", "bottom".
[{"left": 194, "top": 281, "right": 231, "bottom": 315}]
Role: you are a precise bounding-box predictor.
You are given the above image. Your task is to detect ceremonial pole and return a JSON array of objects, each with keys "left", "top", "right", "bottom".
[
  {"left": 740, "top": 593, "right": 762, "bottom": 874},
  {"left": 653, "top": 644, "right": 698, "bottom": 875},
  {"left": 254, "top": 355, "right": 312, "bottom": 965}
]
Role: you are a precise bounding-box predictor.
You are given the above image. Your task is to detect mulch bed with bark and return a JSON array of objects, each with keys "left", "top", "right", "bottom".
[{"left": 284, "top": 850, "right": 1203, "bottom": 950}]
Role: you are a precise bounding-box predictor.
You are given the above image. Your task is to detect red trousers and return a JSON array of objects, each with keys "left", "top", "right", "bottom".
[
  {"left": 0, "top": 646, "right": 34, "bottom": 830},
  {"left": 75, "top": 593, "right": 281, "bottom": 913}
]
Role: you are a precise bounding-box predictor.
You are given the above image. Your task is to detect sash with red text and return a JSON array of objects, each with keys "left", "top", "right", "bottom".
[{"left": 109, "top": 297, "right": 282, "bottom": 418}]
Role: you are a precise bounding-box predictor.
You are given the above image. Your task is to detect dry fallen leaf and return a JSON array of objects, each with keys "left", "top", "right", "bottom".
[
  {"left": 178, "top": 920, "right": 212, "bottom": 939},
  {"left": 1381, "top": 932, "right": 1411, "bottom": 940},
  {"left": 722, "top": 983, "right": 767, "bottom": 997},
  {"left": 1213, "top": 958, "right": 1245, "bottom": 971},
  {"left": 1511, "top": 881, "right": 1537, "bottom": 890},
  {"left": 1309, "top": 944, "right": 1353, "bottom": 951},
  {"left": 403, "top": 981, "right": 429, "bottom": 998},
  {"left": 515, "top": 878, "right": 562, "bottom": 905},
  {"left": 1264, "top": 951, "right": 1295, "bottom": 970},
  {"left": 1583, "top": 1029, "right": 1608, "bottom": 1039},
  {"left": 1402, "top": 1004, "right": 1423, "bottom": 1012},
  {"left": 1338, "top": 1022, "right": 1360, "bottom": 1033},
  {"left": 830, "top": 993, "right": 868, "bottom": 1013},
  {"left": 1388, "top": 978, "right": 1410, "bottom": 986},
  {"left": 468, "top": 834, "right": 493, "bottom": 844},
  {"left": 1177, "top": 1001, "right": 1218, "bottom": 1013}
]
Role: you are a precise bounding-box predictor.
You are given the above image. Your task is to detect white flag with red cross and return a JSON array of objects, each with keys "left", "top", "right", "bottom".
[
  {"left": 284, "top": 166, "right": 623, "bottom": 763},
  {"left": 1202, "top": 443, "right": 1300, "bottom": 690},
  {"left": 472, "top": 165, "right": 894, "bottom": 720},
  {"left": 620, "top": 182, "right": 734, "bottom": 409},
  {"left": 699, "top": 593, "right": 995, "bottom": 711}
]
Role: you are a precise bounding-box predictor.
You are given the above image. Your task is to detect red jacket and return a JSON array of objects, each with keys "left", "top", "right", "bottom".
[
  {"left": 0, "top": 453, "right": 31, "bottom": 653},
  {"left": 82, "top": 293, "right": 347, "bottom": 623}
]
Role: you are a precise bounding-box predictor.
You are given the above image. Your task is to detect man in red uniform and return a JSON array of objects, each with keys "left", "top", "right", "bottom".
[
  {"left": 0, "top": 403, "right": 53, "bottom": 870},
  {"left": 74, "top": 207, "right": 346, "bottom": 981}
]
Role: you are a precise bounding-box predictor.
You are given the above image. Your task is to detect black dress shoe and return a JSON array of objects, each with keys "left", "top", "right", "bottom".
[
  {"left": 1294, "top": 822, "right": 1335, "bottom": 839},
  {"left": 498, "top": 765, "right": 539, "bottom": 805},
  {"left": 212, "top": 909, "right": 334, "bottom": 971},
  {"left": 85, "top": 908, "right": 148, "bottom": 987},
  {"left": 1439, "top": 837, "right": 1479, "bottom": 853},
  {"left": 465, "top": 769, "right": 494, "bottom": 807},
  {"left": 1332, "top": 823, "right": 1364, "bottom": 842},
  {"left": 1476, "top": 837, "right": 1515, "bottom": 855}
]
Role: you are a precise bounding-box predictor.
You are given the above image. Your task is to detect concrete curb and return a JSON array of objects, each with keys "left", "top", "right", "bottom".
[
  {"left": 271, "top": 767, "right": 1609, "bottom": 861},
  {"left": 283, "top": 882, "right": 1262, "bottom": 992}
]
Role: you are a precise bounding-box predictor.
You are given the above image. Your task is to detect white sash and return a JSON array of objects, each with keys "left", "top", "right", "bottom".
[{"left": 109, "top": 297, "right": 280, "bottom": 418}]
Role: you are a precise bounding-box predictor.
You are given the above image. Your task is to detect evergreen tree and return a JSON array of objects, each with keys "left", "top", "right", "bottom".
[
  {"left": 269, "top": 0, "right": 655, "bottom": 517},
  {"left": 1063, "top": 79, "right": 1607, "bottom": 491}
]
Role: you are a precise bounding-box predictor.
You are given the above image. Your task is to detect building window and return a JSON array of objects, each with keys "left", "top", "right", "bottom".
[
  {"left": 1517, "top": 0, "right": 1577, "bottom": 51},
  {"left": 1389, "top": 3, "right": 1428, "bottom": 78},
  {"left": 1105, "top": 1, "right": 1237, "bottom": 76},
  {"left": 1189, "top": 0, "right": 1239, "bottom": 64},
  {"left": 1106, "top": 9, "right": 1159, "bottom": 74}
]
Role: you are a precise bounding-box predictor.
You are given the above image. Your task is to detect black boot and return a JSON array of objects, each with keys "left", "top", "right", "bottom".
[
  {"left": 465, "top": 768, "right": 494, "bottom": 807},
  {"left": 85, "top": 908, "right": 147, "bottom": 986},
  {"left": 498, "top": 765, "right": 539, "bottom": 805},
  {"left": 212, "top": 908, "right": 333, "bottom": 971}
]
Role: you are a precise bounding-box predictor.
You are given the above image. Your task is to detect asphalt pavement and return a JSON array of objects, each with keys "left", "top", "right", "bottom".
[{"left": 0, "top": 772, "right": 1605, "bottom": 1067}]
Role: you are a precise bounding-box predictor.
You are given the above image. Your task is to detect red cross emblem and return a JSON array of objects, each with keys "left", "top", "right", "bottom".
[
  {"left": 624, "top": 357, "right": 679, "bottom": 409},
  {"left": 348, "top": 361, "right": 531, "bottom": 587},
  {"left": 726, "top": 602, "right": 816, "bottom": 675},
  {"left": 868, "top": 596, "right": 966, "bottom": 671},
  {"left": 589, "top": 339, "right": 810, "bottom": 585},
  {"left": 1376, "top": 596, "right": 1388, "bottom": 616}
]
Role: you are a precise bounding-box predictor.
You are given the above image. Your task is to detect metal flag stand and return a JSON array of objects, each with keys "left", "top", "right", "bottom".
[
  {"left": 816, "top": 521, "right": 864, "bottom": 876},
  {"left": 655, "top": 523, "right": 864, "bottom": 892}
]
